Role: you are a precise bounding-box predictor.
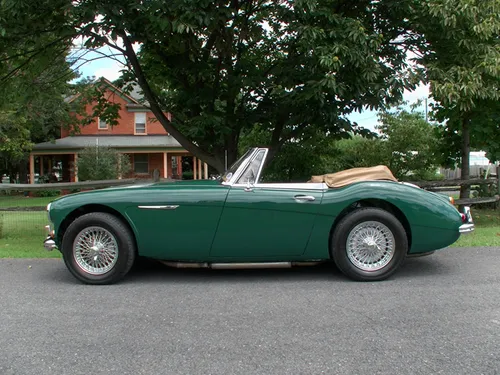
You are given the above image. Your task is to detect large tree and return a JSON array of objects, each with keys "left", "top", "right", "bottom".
[
  {"left": 411, "top": 0, "right": 500, "bottom": 200},
  {"left": 4, "top": 0, "right": 496, "bottom": 178},
  {"left": 2, "top": 0, "right": 426, "bottom": 173},
  {"left": 0, "top": 2, "right": 77, "bottom": 182}
]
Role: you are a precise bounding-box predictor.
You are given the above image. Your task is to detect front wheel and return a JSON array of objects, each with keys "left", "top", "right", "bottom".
[
  {"left": 331, "top": 208, "right": 408, "bottom": 281},
  {"left": 61, "top": 212, "right": 136, "bottom": 285}
]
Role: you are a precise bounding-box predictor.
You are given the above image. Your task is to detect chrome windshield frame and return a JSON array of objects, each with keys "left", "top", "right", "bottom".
[
  {"left": 222, "top": 148, "right": 266, "bottom": 186},
  {"left": 221, "top": 147, "right": 327, "bottom": 191}
]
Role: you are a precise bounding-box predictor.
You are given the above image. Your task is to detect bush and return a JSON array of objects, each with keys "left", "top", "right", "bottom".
[
  {"left": 75, "top": 146, "right": 131, "bottom": 181},
  {"left": 182, "top": 171, "right": 194, "bottom": 180},
  {"left": 472, "top": 182, "right": 499, "bottom": 210},
  {"left": 33, "top": 190, "right": 61, "bottom": 197}
]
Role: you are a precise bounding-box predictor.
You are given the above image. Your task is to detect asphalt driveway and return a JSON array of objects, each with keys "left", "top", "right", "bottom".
[{"left": 1, "top": 247, "right": 499, "bottom": 375}]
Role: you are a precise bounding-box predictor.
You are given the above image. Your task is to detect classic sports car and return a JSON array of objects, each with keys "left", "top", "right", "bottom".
[{"left": 43, "top": 147, "right": 474, "bottom": 285}]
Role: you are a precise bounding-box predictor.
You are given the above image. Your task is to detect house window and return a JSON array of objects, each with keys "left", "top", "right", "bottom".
[
  {"left": 134, "top": 154, "right": 149, "bottom": 174},
  {"left": 98, "top": 117, "right": 108, "bottom": 129},
  {"left": 135, "top": 113, "right": 147, "bottom": 134}
]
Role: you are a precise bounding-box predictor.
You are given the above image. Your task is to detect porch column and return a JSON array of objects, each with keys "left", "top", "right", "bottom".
[
  {"left": 198, "top": 159, "right": 202, "bottom": 180},
  {"left": 40, "top": 156, "right": 44, "bottom": 176},
  {"left": 73, "top": 153, "right": 79, "bottom": 182},
  {"left": 117, "top": 154, "right": 122, "bottom": 179},
  {"left": 163, "top": 152, "right": 168, "bottom": 178},
  {"left": 204, "top": 162, "right": 208, "bottom": 179},
  {"left": 177, "top": 156, "right": 182, "bottom": 177},
  {"left": 29, "top": 153, "right": 35, "bottom": 184},
  {"left": 193, "top": 157, "right": 197, "bottom": 180}
]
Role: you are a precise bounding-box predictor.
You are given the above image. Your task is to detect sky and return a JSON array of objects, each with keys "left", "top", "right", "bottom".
[{"left": 74, "top": 48, "right": 431, "bottom": 132}]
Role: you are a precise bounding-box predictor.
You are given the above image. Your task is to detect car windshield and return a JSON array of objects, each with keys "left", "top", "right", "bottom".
[{"left": 220, "top": 148, "right": 257, "bottom": 182}]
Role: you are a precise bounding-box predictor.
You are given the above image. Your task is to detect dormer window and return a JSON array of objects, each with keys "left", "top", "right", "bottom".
[
  {"left": 98, "top": 117, "right": 108, "bottom": 130},
  {"left": 135, "top": 113, "right": 147, "bottom": 134}
]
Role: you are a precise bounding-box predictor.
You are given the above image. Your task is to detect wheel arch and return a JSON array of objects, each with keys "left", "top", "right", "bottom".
[
  {"left": 57, "top": 204, "right": 138, "bottom": 252},
  {"left": 328, "top": 198, "right": 412, "bottom": 253}
]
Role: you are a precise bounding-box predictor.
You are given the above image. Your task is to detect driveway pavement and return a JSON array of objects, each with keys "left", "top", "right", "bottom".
[{"left": 1, "top": 247, "right": 499, "bottom": 375}]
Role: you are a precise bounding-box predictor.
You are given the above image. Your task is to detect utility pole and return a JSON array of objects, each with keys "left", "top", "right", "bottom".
[{"left": 425, "top": 98, "right": 428, "bottom": 122}]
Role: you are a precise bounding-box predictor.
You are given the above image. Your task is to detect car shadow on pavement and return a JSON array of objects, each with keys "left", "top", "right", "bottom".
[
  {"left": 36, "top": 254, "right": 452, "bottom": 285},
  {"left": 397, "top": 255, "right": 452, "bottom": 280},
  {"left": 121, "top": 255, "right": 451, "bottom": 285},
  {"left": 125, "top": 258, "right": 345, "bottom": 284}
]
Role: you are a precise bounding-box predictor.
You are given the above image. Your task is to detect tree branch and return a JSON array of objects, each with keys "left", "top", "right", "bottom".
[{"left": 120, "top": 32, "right": 224, "bottom": 171}]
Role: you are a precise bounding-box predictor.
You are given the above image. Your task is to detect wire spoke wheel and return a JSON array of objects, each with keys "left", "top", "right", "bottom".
[
  {"left": 346, "top": 221, "right": 396, "bottom": 272},
  {"left": 73, "top": 226, "right": 119, "bottom": 275}
]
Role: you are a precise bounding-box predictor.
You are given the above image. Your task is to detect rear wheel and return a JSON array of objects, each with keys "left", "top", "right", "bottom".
[
  {"left": 61, "top": 212, "right": 136, "bottom": 285},
  {"left": 331, "top": 208, "right": 407, "bottom": 281}
]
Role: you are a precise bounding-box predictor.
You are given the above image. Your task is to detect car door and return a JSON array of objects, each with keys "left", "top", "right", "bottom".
[
  {"left": 125, "top": 183, "right": 230, "bottom": 261},
  {"left": 210, "top": 184, "right": 324, "bottom": 259}
]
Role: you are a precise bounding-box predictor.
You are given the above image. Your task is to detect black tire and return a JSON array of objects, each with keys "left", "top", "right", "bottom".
[
  {"left": 331, "top": 208, "right": 407, "bottom": 281},
  {"left": 61, "top": 212, "right": 136, "bottom": 285}
]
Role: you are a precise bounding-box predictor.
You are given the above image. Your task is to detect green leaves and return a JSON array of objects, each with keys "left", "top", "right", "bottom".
[
  {"left": 415, "top": 0, "right": 500, "bottom": 112},
  {"left": 3, "top": 0, "right": 496, "bottom": 174},
  {"left": 414, "top": 0, "right": 499, "bottom": 187},
  {"left": 75, "top": 146, "right": 131, "bottom": 181}
]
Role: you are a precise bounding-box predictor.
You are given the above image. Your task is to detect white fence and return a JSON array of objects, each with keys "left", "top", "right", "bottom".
[{"left": 439, "top": 165, "right": 497, "bottom": 180}]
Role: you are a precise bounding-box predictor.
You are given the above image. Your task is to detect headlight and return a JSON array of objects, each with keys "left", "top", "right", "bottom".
[{"left": 46, "top": 203, "right": 52, "bottom": 222}]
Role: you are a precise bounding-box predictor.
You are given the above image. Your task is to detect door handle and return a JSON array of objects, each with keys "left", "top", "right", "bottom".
[{"left": 293, "top": 195, "right": 315, "bottom": 202}]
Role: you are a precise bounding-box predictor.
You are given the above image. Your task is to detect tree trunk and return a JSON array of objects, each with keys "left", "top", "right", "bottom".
[
  {"left": 18, "top": 158, "right": 28, "bottom": 184},
  {"left": 459, "top": 116, "right": 470, "bottom": 209},
  {"left": 224, "top": 134, "right": 239, "bottom": 171},
  {"left": 120, "top": 34, "right": 225, "bottom": 173}
]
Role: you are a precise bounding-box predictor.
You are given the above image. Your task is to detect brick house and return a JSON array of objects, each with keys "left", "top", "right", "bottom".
[{"left": 30, "top": 78, "right": 209, "bottom": 183}]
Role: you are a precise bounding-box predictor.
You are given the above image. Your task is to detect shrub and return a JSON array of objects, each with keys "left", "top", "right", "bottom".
[
  {"left": 182, "top": 171, "right": 194, "bottom": 180},
  {"left": 33, "top": 190, "right": 61, "bottom": 197},
  {"left": 74, "top": 146, "right": 131, "bottom": 181}
]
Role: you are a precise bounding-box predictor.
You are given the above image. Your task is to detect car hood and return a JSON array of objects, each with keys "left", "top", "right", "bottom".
[{"left": 49, "top": 179, "right": 221, "bottom": 204}]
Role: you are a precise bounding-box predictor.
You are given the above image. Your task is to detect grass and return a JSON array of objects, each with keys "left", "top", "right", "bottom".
[
  {"left": 0, "top": 195, "right": 58, "bottom": 208},
  {"left": 0, "top": 211, "right": 61, "bottom": 258},
  {"left": 0, "top": 205, "right": 498, "bottom": 258},
  {"left": 451, "top": 207, "right": 500, "bottom": 247}
]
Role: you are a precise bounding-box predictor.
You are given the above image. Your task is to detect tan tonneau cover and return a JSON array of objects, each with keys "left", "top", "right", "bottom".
[{"left": 308, "top": 165, "right": 397, "bottom": 188}]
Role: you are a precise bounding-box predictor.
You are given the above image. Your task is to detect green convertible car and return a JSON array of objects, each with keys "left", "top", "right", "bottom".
[{"left": 43, "top": 147, "right": 474, "bottom": 284}]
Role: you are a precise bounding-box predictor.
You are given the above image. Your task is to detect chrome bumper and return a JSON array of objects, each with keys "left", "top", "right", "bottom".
[
  {"left": 459, "top": 206, "right": 474, "bottom": 234},
  {"left": 43, "top": 225, "right": 57, "bottom": 251},
  {"left": 459, "top": 223, "right": 475, "bottom": 233}
]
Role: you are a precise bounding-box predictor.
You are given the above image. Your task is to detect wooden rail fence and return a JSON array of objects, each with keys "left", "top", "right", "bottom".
[{"left": 407, "top": 177, "right": 499, "bottom": 206}]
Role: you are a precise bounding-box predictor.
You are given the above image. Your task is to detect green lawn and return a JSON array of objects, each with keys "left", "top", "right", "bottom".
[
  {"left": 0, "top": 195, "right": 58, "bottom": 208},
  {"left": 451, "top": 207, "right": 500, "bottom": 247},
  {"left": 0, "top": 211, "right": 61, "bottom": 258},
  {"left": 0, "top": 206, "right": 498, "bottom": 258}
]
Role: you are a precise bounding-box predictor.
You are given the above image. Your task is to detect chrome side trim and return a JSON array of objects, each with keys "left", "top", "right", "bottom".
[
  {"left": 210, "top": 262, "right": 292, "bottom": 269},
  {"left": 138, "top": 205, "right": 179, "bottom": 210},
  {"left": 158, "top": 261, "right": 324, "bottom": 269},
  {"left": 231, "top": 182, "right": 328, "bottom": 190}
]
